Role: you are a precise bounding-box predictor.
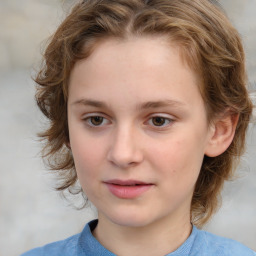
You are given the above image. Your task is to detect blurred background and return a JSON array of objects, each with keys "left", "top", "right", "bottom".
[{"left": 0, "top": 0, "right": 255, "bottom": 255}]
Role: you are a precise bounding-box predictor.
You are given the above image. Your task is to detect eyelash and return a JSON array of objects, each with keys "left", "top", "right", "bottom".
[
  {"left": 83, "top": 115, "right": 111, "bottom": 127},
  {"left": 82, "top": 114, "right": 174, "bottom": 128},
  {"left": 147, "top": 116, "right": 173, "bottom": 128}
]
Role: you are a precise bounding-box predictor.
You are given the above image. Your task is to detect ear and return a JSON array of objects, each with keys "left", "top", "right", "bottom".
[
  {"left": 64, "top": 138, "right": 71, "bottom": 149},
  {"left": 65, "top": 141, "right": 71, "bottom": 149},
  {"left": 205, "top": 112, "right": 239, "bottom": 157},
  {"left": 64, "top": 130, "right": 71, "bottom": 149},
  {"left": 65, "top": 142, "right": 71, "bottom": 149}
]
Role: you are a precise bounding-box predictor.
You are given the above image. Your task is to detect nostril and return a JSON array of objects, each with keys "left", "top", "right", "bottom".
[{"left": 107, "top": 132, "right": 144, "bottom": 167}]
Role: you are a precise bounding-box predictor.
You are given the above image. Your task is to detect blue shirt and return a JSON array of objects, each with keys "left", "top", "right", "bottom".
[{"left": 21, "top": 219, "right": 256, "bottom": 256}]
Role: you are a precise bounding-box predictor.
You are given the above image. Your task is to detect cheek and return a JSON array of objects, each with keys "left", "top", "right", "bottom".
[
  {"left": 70, "top": 135, "right": 103, "bottom": 181},
  {"left": 150, "top": 137, "right": 204, "bottom": 182},
  {"left": 71, "top": 140, "right": 104, "bottom": 201}
]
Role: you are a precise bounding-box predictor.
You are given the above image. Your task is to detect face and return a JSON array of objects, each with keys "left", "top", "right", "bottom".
[{"left": 68, "top": 36, "right": 213, "bottom": 228}]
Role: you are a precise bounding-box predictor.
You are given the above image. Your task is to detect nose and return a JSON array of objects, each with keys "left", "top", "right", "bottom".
[{"left": 107, "top": 125, "right": 144, "bottom": 169}]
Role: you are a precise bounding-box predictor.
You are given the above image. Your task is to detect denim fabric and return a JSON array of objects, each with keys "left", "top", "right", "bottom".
[{"left": 21, "top": 219, "right": 256, "bottom": 256}]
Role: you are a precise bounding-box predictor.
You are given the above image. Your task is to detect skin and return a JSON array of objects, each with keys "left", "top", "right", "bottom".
[{"left": 67, "top": 36, "right": 236, "bottom": 256}]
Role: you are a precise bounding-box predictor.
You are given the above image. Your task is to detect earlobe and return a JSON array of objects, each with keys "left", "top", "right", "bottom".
[
  {"left": 205, "top": 113, "right": 239, "bottom": 157},
  {"left": 65, "top": 140, "right": 71, "bottom": 149}
]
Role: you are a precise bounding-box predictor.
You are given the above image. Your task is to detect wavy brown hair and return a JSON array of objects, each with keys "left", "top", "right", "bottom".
[{"left": 35, "top": 0, "right": 253, "bottom": 227}]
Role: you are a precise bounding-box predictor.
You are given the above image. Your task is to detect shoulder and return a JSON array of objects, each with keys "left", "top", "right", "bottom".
[
  {"left": 20, "top": 233, "right": 80, "bottom": 256},
  {"left": 192, "top": 227, "right": 256, "bottom": 256}
]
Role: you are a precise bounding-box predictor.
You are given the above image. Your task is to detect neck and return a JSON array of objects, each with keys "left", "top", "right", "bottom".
[{"left": 93, "top": 212, "right": 192, "bottom": 256}]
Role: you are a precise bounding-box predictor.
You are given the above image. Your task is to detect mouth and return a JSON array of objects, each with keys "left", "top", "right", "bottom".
[
  {"left": 105, "top": 179, "right": 152, "bottom": 186},
  {"left": 104, "top": 179, "right": 154, "bottom": 199}
]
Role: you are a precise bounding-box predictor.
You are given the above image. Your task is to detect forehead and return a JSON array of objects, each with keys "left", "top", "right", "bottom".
[
  {"left": 81, "top": 36, "right": 198, "bottom": 75},
  {"left": 68, "top": 36, "right": 205, "bottom": 113}
]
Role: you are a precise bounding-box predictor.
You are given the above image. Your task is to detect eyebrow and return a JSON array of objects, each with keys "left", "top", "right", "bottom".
[
  {"left": 138, "top": 100, "right": 186, "bottom": 110},
  {"left": 71, "top": 99, "right": 108, "bottom": 108},
  {"left": 71, "top": 98, "right": 186, "bottom": 110}
]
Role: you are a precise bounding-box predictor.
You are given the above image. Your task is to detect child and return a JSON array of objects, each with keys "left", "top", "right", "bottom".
[{"left": 22, "top": 0, "right": 256, "bottom": 255}]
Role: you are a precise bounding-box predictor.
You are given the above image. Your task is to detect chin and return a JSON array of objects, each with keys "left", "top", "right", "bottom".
[{"left": 106, "top": 210, "right": 157, "bottom": 228}]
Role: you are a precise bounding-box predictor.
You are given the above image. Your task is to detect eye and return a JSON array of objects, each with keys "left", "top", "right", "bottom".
[
  {"left": 148, "top": 116, "right": 173, "bottom": 127},
  {"left": 90, "top": 116, "right": 104, "bottom": 126},
  {"left": 83, "top": 115, "right": 110, "bottom": 127},
  {"left": 151, "top": 117, "right": 168, "bottom": 126}
]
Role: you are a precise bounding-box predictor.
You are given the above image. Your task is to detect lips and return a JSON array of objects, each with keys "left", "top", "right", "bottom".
[{"left": 104, "top": 179, "right": 153, "bottom": 199}]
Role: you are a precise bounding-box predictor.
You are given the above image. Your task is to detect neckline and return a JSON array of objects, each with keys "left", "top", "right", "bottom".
[{"left": 78, "top": 219, "right": 199, "bottom": 256}]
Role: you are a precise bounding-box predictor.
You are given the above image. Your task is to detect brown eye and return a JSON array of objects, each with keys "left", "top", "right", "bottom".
[
  {"left": 151, "top": 117, "right": 167, "bottom": 126},
  {"left": 90, "top": 116, "right": 104, "bottom": 126}
]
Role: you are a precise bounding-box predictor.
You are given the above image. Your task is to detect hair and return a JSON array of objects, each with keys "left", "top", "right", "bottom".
[{"left": 35, "top": 0, "right": 253, "bottom": 227}]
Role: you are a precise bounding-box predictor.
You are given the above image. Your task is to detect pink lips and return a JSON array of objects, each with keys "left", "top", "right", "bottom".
[{"left": 104, "top": 179, "right": 153, "bottom": 199}]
